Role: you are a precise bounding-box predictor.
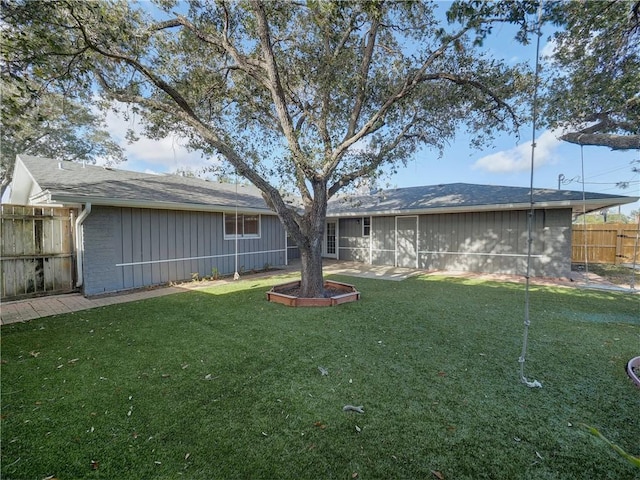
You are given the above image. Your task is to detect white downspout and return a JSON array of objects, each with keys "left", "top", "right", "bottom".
[{"left": 75, "top": 203, "right": 92, "bottom": 288}]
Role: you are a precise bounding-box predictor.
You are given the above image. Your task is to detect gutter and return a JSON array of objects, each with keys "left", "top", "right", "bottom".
[
  {"left": 75, "top": 203, "right": 92, "bottom": 288},
  {"left": 326, "top": 197, "right": 639, "bottom": 218},
  {"left": 49, "top": 194, "right": 272, "bottom": 216}
]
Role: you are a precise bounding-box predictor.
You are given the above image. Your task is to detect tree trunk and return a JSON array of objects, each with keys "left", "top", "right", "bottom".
[
  {"left": 264, "top": 178, "right": 329, "bottom": 298},
  {"left": 299, "top": 239, "right": 325, "bottom": 298},
  {"left": 297, "top": 180, "right": 328, "bottom": 298}
]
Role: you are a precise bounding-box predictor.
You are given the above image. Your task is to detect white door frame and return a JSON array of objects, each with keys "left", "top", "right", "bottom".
[{"left": 323, "top": 220, "right": 338, "bottom": 259}]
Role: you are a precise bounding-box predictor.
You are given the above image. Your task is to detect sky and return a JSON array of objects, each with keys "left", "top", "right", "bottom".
[{"left": 100, "top": 2, "right": 640, "bottom": 216}]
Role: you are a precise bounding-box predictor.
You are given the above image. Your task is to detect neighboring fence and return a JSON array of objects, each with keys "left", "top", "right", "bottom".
[
  {"left": 572, "top": 223, "right": 640, "bottom": 265},
  {"left": 1, "top": 204, "right": 77, "bottom": 300}
]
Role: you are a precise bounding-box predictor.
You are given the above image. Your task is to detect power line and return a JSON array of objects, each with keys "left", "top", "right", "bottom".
[
  {"left": 582, "top": 179, "right": 639, "bottom": 185},
  {"left": 585, "top": 163, "right": 638, "bottom": 179}
]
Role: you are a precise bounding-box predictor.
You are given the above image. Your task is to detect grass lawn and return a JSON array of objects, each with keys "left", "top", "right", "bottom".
[
  {"left": 1, "top": 273, "right": 639, "bottom": 479},
  {"left": 573, "top": 262, "right": 639, "bottom": 287}
]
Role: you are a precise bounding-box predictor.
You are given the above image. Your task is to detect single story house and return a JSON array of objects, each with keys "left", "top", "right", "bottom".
[
  {"left": 6, "top": 155, "right": 286, "bottom": 296},
  {"left": 325, "top": 184, "right": 638, "bottom": 278},
  {"left": 4, "top": 155, "right": 638, "bottom": 297}
]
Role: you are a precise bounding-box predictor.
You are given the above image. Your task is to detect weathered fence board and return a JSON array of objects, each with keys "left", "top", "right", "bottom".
[
  {"left": 1, "top": 204, "right": 77, "bottom": 300},
  {"left": 572, "top": 223, "right": 640, "bottom": 265}
]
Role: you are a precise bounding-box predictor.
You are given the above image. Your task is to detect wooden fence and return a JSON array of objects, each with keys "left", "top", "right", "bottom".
[
  {"left": 1, "top": 204, "right": 77, "bottom": 300},
  {"left": 572, "top": 223, "right": 640, "bottom": 265}
]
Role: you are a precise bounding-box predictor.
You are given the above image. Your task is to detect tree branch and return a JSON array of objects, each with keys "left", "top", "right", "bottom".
[
  {"left": 68, "top": 8, "right": 199, "bottom": 120},
  {"left": 328, "top": 120, "right": 417, "bottom": 198},
  {"left": 346, "top": 15, "right": 380, "bottom": 139},
  {"left": 250, "top": 0, "right": 314, "bottom": 201},
  {"left": 94, "top": 73, "right": 298, "bottom": 220},
  {"left": 420, "top": 72, "right": 519, "bottom": 125},
  {"left": 326, "top": 19, "right": 503, "bottom": 179},
  {"left": 560, "top": 131, "right": 640, "bottom": 150}
]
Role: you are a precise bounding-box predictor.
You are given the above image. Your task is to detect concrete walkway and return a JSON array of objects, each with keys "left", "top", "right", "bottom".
[
  {"left": 2, "top": 260, "right": 636, "bottom": 325},
  {"left": 0, "top": 286, "right": 194, "bottom": 325},
  {"left": 322, "top": 259, "right": 422, "bottom": 281},
  {"left": 0, "top": 266, "right": 297, "bottom": 326}
]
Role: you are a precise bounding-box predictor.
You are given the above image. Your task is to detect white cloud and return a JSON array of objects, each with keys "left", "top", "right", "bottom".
[
  {"left": 98, "top": 103, "right": 221, "bottom": 174},
  {"left": 472, "top": 129, "right": 562, "bottom": 173},
  {"left": 540, "top": 38, "right": 557, "bottom": 59}
]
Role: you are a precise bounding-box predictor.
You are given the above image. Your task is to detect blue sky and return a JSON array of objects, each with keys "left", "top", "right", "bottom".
[{"left": 105, "top": 2, "right": 639, "bottom": 215}]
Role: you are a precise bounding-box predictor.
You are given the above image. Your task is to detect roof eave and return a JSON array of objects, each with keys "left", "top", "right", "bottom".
[
  {"left": 48, "top": 193, "right": 275, "bottom": 215},
  {"left": 326, "top": 197, "right": 639, "bottom": 217}
]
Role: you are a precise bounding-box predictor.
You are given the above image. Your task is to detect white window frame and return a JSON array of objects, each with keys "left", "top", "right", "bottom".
[
  {"left": 362, "top": 216, "right": 371, "bottom": 237},
  {"left": 224, "top": 213, "right": 261, "bottom": 239}
]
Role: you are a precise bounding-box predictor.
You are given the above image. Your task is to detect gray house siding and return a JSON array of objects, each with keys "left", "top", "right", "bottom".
[
  {"left": 338, "top": 217, "right": 369, "bottom": 262},
  {"left": 418, "top": 209, "right": 571, "bottom": 277},
  {"left": 371, "top": 216, "right": 395, "bottom": 266},
  {"left": 332, "top": 208, "right": 572, "bottom": 278},
  {"left": 82, "top": 206, "right": 286, "bottom": 296}
]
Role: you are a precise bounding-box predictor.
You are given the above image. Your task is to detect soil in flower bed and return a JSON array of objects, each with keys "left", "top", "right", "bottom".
[{"left": 275, "top": 284, "right": 347, "bottom": 298}]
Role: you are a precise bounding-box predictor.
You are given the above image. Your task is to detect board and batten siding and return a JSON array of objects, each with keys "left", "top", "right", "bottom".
[
  {"left": 338, "top": 217, "right": 370, "bottom": 262},
  {"left": 418, "top": 209, "right": 571, "bottom": 277},
  {"left": 371, "top": 216, "right": 396, "bottom": 266},
  {"left": 82, "top": 206, "right": 286, "bottom": 296},
  {"left": 333, "top": 208, "right": 572, "bottom": 278}
]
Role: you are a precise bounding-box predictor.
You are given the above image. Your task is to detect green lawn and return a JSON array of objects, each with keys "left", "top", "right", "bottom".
[
  {"left": 573, "top": 262, "right": 639, "bottom": 287},
  {"left": 1, "top": 273, "right": 639, "bottom": 480}
]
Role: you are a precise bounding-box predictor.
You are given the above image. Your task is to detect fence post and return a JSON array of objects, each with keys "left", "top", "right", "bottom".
[{"left": 616, "top": 226, "right": 623, "bottom": 265}]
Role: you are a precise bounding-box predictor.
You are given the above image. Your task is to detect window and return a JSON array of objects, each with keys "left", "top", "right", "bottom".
[
  {"left": 224, "top": 213, "right": 260, "bottom": 238},
  {"left": 363, "top": 217, "right": 371, "bottom": 236}
]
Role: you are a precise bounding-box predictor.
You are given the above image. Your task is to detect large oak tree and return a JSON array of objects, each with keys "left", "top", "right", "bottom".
[{"left": 2, "top": 0, "right": 535, "bottom": 297}]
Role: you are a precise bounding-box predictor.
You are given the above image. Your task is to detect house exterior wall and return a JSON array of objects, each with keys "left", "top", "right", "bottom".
[
  {"left": 333, "top": 208, "right": 572, "bottom": 278},
  {"left": 418, "top": 209, "right": 572, "bottom": 277},
  {"left": 371, "top": 216, "right": 396, "bottom": 266},
  {"left": 338, "top": 217, "right": 369, "bottom": 262},
  {"left": 287, "top": 234, "right": 300, "bottom": 260},
  {"left": 82, "top": 206, "right": 287, "bottom": 296}
]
